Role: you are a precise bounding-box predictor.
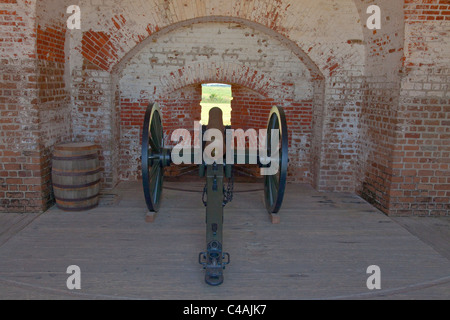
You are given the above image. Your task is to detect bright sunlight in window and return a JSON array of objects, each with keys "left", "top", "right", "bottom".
[{"left": 200, "top": 83, "right": 232, "bottom": 126}]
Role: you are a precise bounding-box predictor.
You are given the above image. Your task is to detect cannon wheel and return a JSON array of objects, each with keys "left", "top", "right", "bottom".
[
  {"left": 142, "top": 103, "right": 165, "bottom": 213},
  {"left": 264, "top": 106, "right": 289, "bottom": 215}
]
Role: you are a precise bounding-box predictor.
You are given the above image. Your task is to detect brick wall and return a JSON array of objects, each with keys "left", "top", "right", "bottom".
[
  {"left": 356, "top": 0, "right": 449, "bottom": 216},
  {"left": 65, "top": 1, "right": 366, "bottom": 197},
  {"left": 71, "top": 58, "right": 119, "bottom": 188},
  {"left": 231, "top": 85, "right": 314, "bottom": 183},
  {"left": 1, "top": 0, "right": 448, "bottom": 215},
  {"left": 358, "top": 79, "right": 400, "bottom": 213},
  {"left": 36, "top": 1, "right": 73, "bottom": 210},
  {"left": 391, "top": 0, "right": 450, "bottom": 215},
  {"left": 117, "top": 21, "right": 317, "bottom": 181},
  {"left": 0, "top": 0, "right": 43, "bottom": 212},
  {"left": 120, "top": 84, "right": 202, "bottom": 180},
  {"left": 355, "top": 0, "right": 406, "bottom": 214},
  {"left": 1, "top": 0, "right": 72, "bottom": 213}
]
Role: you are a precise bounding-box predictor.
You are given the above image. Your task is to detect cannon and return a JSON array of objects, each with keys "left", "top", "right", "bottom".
[{"left": 141, "top": 102, "right": 288, "bottom": 286}]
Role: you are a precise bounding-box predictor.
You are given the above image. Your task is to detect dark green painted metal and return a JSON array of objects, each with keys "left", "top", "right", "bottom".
[
  {"left": 141, "top": 102, "right": 289, "bottom": 286},
  {"left": 142, "top": 103, "right": 165, "bottom": 213},
  {"left": 264, "top": 106, "right": 289, "bottom": 214},
  {"left": 205, "top": 164, "right": 224, "bottom": 243},
  {"left": 225, "top": 164, "right": 233, "bottom": 179},
  {"left": 199, "top": 164, "right": 206, "bottom": 177},
  {"left": 201, "top": 163, "right": 229, "bottom": 286}
]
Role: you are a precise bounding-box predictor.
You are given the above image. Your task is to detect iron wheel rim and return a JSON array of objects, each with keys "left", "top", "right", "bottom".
[
  {"left": 142, "top": 103, "right": 165, "bottom": 212},
  {"left": 264, "top": 106, "right": 288, "bottom": 214}
]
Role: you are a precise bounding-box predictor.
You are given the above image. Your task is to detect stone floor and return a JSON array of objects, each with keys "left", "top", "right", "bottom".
[{"left": 0, "top": 181, "right": 449, "bottom": 300}]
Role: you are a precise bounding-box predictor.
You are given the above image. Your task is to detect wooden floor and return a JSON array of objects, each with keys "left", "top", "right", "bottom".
[{"left": 0, "top": 181, "right": 449, "bottom": 300}]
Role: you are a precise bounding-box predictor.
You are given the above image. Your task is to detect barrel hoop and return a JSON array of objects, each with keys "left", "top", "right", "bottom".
[
  {"left": 55, "top": 144, "right": 99, "bottom": 152},
  {"left": 52, "top": 167, "right": 102, "bottom": 177},
  {"left": 56, "top": 203, "right": 99, "bottom": 212},
  {"left": 53, "top": 154, "right": 98, "bottom": 161},
  {"left": 54, "top": 194, "right": 99, "bottom": 203},
  {"left": 52, "top": 179, "right": 101, "bottom": 189}
]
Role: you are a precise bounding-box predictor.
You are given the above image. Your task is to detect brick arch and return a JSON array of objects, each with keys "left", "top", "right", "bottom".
[
  {"left": 75, "top": 0, "right": 366, "bottom": 78},
  {"left": 73, "top": 0, "right": 367, "bottom": 188},
  {"left": 55, "top": 0, "right": 373, "bottom": 192},
  {"left": 157, "top": 61, "right": 291, "bottom": 101},
  {"left": 113, "top": 16, "right": 323, "bottom": 81},
  {"left": 115, "top": 17, "right": 322, "bottom": 182}
]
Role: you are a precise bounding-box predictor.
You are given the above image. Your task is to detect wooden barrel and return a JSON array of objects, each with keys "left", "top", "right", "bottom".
[{"left": 52, "top": 142, "right": 101, "bottom": 211}]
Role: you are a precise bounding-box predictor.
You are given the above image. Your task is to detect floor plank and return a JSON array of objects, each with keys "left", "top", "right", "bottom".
[
  {"left": 0, "top": 213, "right": 42, "bottom": 247},
  {"left": 392, "top": 216, "right": 450, "bottom": 261},
  {"left": 0, "top": 182, "right": 449, "bottom": 300}
]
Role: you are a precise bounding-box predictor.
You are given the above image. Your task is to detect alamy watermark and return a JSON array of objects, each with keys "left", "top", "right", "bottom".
[
  {"left": 171, "top": 123, "right": 281, "bottom": 176},
  {"left": 66, "top": 5, "right": 382, "bottom": 31},
  {"left": 366, "top": 265, "right": 381, "bottom": 290},
  {"left": 66, "top": 265, "right": 81, "bottom": 290},
  {"left": 66, "top": 5, "right": 81, "bottom": 30},
  {"left": 64, "top": 265, "right": 381, "bottom": 291}
]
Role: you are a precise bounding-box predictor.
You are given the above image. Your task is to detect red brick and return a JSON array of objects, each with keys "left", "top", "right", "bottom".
[
  {"left": 5, "top": 178, "right": 22, "bottom": 185},
  {"left": 0, "top": 0, "right": 447, "bottom": 216}
]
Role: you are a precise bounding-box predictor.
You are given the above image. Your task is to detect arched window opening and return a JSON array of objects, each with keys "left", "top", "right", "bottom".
[{"left": 201, "top": 83, "right": 233, "bottom": 126}]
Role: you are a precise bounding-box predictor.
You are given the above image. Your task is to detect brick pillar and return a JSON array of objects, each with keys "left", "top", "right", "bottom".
[{"left": 0, "top": 1, "right": 51, "bottom": 213}]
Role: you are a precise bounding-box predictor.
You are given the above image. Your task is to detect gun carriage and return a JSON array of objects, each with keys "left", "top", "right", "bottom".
[{"left": 141, "top": 103, "right": 289, "bottom": 286}]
